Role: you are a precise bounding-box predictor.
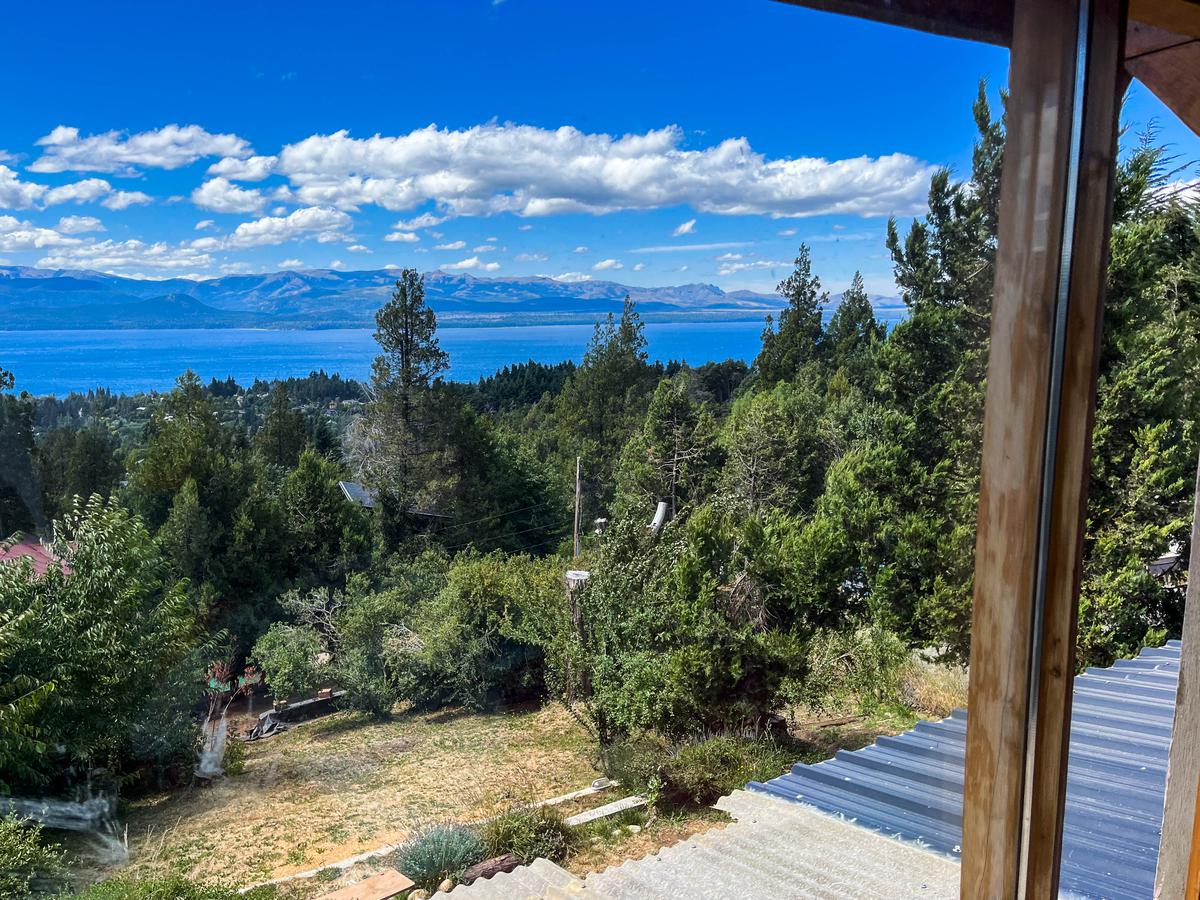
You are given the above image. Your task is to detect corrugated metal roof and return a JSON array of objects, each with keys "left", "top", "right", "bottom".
[
  {"left": 338, "top": 480, "right": 376, "bottom": 509},
  {"left": 749, "top": 640, "right": 1182, "bottom": 899}
]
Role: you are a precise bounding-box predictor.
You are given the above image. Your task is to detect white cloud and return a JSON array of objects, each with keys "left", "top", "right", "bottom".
[
  {"left": 0, "top": 165, "right": 47, "bottom": 209},
  {"left": 678, "top": 265, "right": 689, "bottom": 272},
  {"left": 43, "top": 177, "right": 113, "bottom": 206},
  {"left": 329, "top": 259, "right": 345, "bottom": 269},
  {"left": 514, "top": 252, "right": 548, "bottom": 262},
  {"left": 472, "top": 243, "right": 498, "bottom": 252},
  {"left": 0, "top": 215, "right": 82, "bottom": 251},
  {"left": 435, "top": 240, "right": 466, "bottom": 250},
  {"left": 593, "top": 258, "right": 623, "bottom": 271},
  {"left": 101, "top": 190, "right": 153, "bottom": 210},
  {"left": 30, "top": 124, "right": 252, "bottom": 174},
  {"left": 279, "top": 258, "right": 305, "bottom": 269},
  {"left": 486, "top": 236, "right": 498, "bottom": 242},
  {"left": 573, "top": 245, "right": 589, "bottom": 253},
  {"left": 191, "top": 177, "right": 266, "bottom": 214},
  {"left": 271, "top": 123, "right": 933, "bottom": 220},
  {"left": 56, "top": 215, "right": 105, "bottom": 234},
  {"left": 518, "top": 224, "right": 533, "bottom": 231},
  {"left": 442, "top": 256, "right": 500, "bottom": 272},
  {"left": 717, "top": 258, "right": 792, "bottom": 276},
  {"left": 36, "top": 238, "right": 213, "bottom": 272},
  {"left": 206, "top": 154, "right": 277, "bottom": 181},
  {"left": 384, "top": 231, "right": 419, "bottom": 243},
  {"left": 195, "top": 219, "right": 217, "bottom": 231},
  {"left": 673, "top": 218, "right": 696, "bottom": 236},
  {"left": 548, "top": 271, "right": 592, "bottom": 283},
  {"left": 632, "top": 241, "right": 750, "bottom": 253},
  {"left": 347, "top": 244, "right": 371, "bottom": 252},
  {"left": 777, "top": 228, "right": 797, "bottom": 237},
  {"left": 633, "top": 262, "right": 645, "bottom": 271},
  {"left": 716, "top": 252, "right": 743, "bottom": 261},
  {"left": 225, "top": 206, "right": 352, "bottom": 248},
  {"left": 391, "top": 212, "right": 448, "bottom": 230}
]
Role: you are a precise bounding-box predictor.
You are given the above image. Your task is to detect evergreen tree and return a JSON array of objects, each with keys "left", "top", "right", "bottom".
[
  {"left": 755, "top": 245, "right": 828, "bottom": 385},
  {"left": 255, "top": 383, "right": 308, "bottom": 468},
  {"left": 823, "top": 272, "right": 886, "bottom": 387}
]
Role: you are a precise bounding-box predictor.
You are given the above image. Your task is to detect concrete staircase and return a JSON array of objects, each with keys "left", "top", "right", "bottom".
[{"left": 448, "top": 789, "right": 959, "bottom": 899}]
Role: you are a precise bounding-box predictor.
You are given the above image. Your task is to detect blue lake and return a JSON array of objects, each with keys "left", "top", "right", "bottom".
[{"left": 2, "top": 320, "right": 778, "bottom": 396}]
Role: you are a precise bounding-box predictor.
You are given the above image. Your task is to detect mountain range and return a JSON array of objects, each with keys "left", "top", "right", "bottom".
[{"left": 0, "top": 266, "right": 804, "bottom": 330}]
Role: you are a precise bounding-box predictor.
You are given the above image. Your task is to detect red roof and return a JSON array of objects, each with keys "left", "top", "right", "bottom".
[{"left": 0, "top": 535, "right": 67, "bottom": 577}]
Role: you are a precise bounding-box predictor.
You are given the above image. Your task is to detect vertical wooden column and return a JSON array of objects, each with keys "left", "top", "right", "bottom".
[
  {"left": 1155, "top": 452, "right": 1200, "bottom": 898},
  {"left": 960, "top": 0, "right": 1126, "bottom": 897}
]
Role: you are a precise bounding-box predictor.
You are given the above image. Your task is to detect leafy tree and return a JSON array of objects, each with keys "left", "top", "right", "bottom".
[
  {"left": 0, "top": 610, "right": 53, "bottom": 792},
  {"left": 0, "top": 814, "right": 63, "bottom": 899},
  {"left": 278, "top": 449, "right": 369, "bottom": 584},
  {"left": 0, "top": 497, "right": 198, "bottom": 783},
  {"left": 251, "top": 623, "right": 322, "bottom": 703},
  {"left": 755, "top": 245, "right": 828, "bottom": 386}
]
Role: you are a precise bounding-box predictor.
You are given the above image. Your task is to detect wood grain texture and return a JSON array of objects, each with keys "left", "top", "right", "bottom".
[
  {"left": 1155, "top": 451, "right": 1200, "bottom": 898},
  {"left": 960, "top": 0, "right": 1125, "bottom": 896}
]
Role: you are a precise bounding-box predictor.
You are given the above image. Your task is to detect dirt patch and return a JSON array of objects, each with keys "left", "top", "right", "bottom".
[{"left": 110, "top": 704, "right": 599, "bottom": 887}]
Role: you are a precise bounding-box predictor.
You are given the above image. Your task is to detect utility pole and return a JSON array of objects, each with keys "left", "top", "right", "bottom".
[{"left": 573, "top": 456, "right": 583, "bottom": 558}]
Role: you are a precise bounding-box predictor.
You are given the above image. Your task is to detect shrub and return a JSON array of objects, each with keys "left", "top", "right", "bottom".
[
  {"left": 800, "top": 625, "right": 909, "bottom": 713},
  {"left": 0, "top": 815, "right": 63, "bottom": 899},
  {"left": 250, "top": 623, "right": 322, "bottom": 703},
  {"left": 65, "top": 875, "right": 274, "bottom": 900},
  {"left": 609, "top": 734, "right": 795, "bottom": 809},
  {"left": 222, "top": 737, "right": 247, "bottom": 776},
  {"left": 391, "top": 825, "right": 486, "bottom": 890},
  {"left": 332, "top": 646, "right": 399, "bottom": 720},
  {"left": 482, "top": 805, "right": 573, "bottom": 863}
]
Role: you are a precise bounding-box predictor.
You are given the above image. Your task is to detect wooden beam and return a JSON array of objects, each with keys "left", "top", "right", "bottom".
[
  {"left": 960, "top": 0, "right": 1126, "bottom": 896},
  {"left": 1155, "top": 450, "right": 1200, "bottom": 898},
  {"left": 1124, "top": 22, "right": 1200, "bottom": 137},
  {"left": 769, "top": 0, "right": 1012, "bottom": 45}
]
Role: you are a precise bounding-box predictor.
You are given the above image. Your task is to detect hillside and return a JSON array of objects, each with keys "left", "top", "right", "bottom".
[{"left": 0, "top": 266, "right": 807, "bottom": 329}]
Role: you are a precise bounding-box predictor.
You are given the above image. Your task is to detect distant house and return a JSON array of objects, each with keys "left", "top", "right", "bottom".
[
  {"left": 0, "top": 534, "right": 67, "bottom": 577},
  {"left": 338, "top": 480, "right": 376, "bottom": 509},
  {"left": 1148, "top": 543, "right": 1187, "bottom": 590}
]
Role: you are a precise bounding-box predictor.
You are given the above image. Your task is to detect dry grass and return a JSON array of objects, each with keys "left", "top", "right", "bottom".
[
  {"left": 900, "top": 656, "right": 969, "bottom": 718},
  {"left": 103, "top": 703, "right": 599, "bottom": 888},
  {"left": 564, "top": 809, "right": 731, "bottom": 877}
]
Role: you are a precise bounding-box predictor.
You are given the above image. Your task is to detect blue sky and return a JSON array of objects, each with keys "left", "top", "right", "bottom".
[{"left": 1, "top": 0, "right": 1195, "bottom": 295}]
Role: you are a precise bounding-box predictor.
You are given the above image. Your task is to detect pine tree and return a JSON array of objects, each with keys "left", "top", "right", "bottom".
[{"left": 755, "top": 245, "right": 828, "bottom": 385}]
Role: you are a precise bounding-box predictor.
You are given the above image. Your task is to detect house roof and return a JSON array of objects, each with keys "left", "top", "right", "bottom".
[
  {"left": 338, "top": 480, "right": 376, "bottom": 509},
  {"left": 0, "top": 534, "right": 67, "bottom": 577},
  {"left": 748, "top": 640, "right": 1182, "bottom": 899}
]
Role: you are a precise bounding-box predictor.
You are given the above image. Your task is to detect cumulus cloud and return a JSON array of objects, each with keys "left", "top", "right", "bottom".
[
  {"left": 225, "top": 206, "right": 352, "bottom": 248},
  {"left": 56, "top": 215, "right": 105, "bottom": 234},
  {"left": 514, "top": 252, "right": 547, "bottom": 262},
  {"left": 392, "top": 212, "right": 448, "bottom": 230},
  {"left": 207, "top": 154, "right": 277, "bottom": 181},
  {"left": 30, "top": 124, "right": 252, "bottom": 174},
  {"left": 778, "top": 228, "right": 797, "bottom": 237},
  {"left": 573, "top": 245, "right": 589, "bottom": 253},
  {"left": 633, "top": 262, "right": 645, "bottom": 271},
  {"left": 346, "top": 244, "right": 371, "bottom": 252},
  {"left": 435, "top": 240, "right": 466, "bottom": 250},
  {"left": 270, "top": 123, "right": 933, "bottom": 220},
  {"left": 37, "top": 238, "right": 213, "bottom": 272},
  {"left": 472, "top": 244, "right": 498, "bottom": 252},
  {"left": 384, "top": 231, "right": 419, "bottom": 243},
  {"left": 0, "top": 165, "right": 49, "bottom": 209},
  {"left": 593, "top": 258, "right": 623, "bottom": 271},
  {"left": 549, "top": 272, "right": 592, "bottom": 283},
  {"left": 195, "top": 219, "right": 217, "bottom": 231},
  {"left": 0, "top": 215, "right": 82, "bottom": 251},
  {"left": 442, "top": 256, "right": 500, "bottom": 272},
  {"left": 716, "top": 252, "right": 743, "bottom": 260},
  {"left": 518, "top": 224, "right": 533, "bottom": 231},
  {"left": 191, "top": 177, "right": 266, "bottom": 214},
  {"left": 101, "top": 190, "right": 153, "bottom": 210},
  {"left": 672, "top": 218, "right": 696, "bottom": 236},
  {"left": 279, "top": 258, "right": 305, "bottom": 269},
  {"left": 0, "top": 166, "right": 133, "bottom": 210}
]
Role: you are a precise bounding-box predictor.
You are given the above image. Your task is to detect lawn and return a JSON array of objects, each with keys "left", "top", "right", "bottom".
[{"left": 105, "top": 703, "right": 601, "bottom": 888}]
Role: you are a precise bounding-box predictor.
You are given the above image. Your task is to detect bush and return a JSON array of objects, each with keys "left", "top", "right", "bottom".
[
  {"left": 251, "top": 623, "right": 322, "bottom": 703},
  {"left": 609, "top": 734, "right": 795, "bottom": 809},
  {"left": 333, "top": 646, "right": 399, "bottom": 720},
  {"left": 65, "top": 875, "right": 274, "bottom": 900},
  {"left": 222, "top": 737, "right": 247, "bottom": 776},
  {"left": 391, "top": 825, "right": 486, "bottom": 890},
  {"left": 800, "top": 625, "right": 909, "bottom": 713},
  {"left": 481, "top": 805, "right": 573, "bottom": 863},
  {"left": 0, "top": 815, "right": 63, "bottom": 899}
]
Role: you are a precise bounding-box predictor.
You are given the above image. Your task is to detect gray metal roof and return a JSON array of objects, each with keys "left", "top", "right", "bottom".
[
  {"left": 749, "top": 640, "right": 1182, "bottom": 899},
  {"left": 338, "top": 480, "right": 376, "bottom": 509}
]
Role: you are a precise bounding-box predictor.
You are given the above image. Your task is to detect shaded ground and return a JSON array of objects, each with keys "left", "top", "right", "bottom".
[{"left": 107, "top": 704, "right": 600, "bottom": 887}]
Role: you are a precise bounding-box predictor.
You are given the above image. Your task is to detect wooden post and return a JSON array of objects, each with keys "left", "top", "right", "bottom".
[
  {"left": 960, "top": 0, "right": 1126, "bottom": 896},
  {"left": 1155, "top": 449, "right": 1200, "bottom": 898}
]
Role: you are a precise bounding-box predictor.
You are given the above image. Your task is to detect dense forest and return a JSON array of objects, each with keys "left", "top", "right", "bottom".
[{"left": 0, "top": 89, "right": 1197, "bottom": 893}]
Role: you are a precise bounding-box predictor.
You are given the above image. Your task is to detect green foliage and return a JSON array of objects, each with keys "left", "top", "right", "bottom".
[
  {"left": 254, "top": 384, "right": 307, "bottom": 468},
  {"left": 608, "top": 734, "right": 794, "bottom": 809},
  {"left": 35, "top": 426, "right": 121, "bottom": 523},
  {"left": 0, "top": 497, "right": 199, "bottom": 783},
  {"left": 251, "top": 623, "right": 322, "bottom": 703},
  {"left": 755, "top": 245, "right": 827, "bottom": 386},
  {"left": 67, "top": 875, "right": 275, "bottom": 900},
  {"left": 481, "top": 805, "right": 573, "bottom": 863},
  {"left": 799, "top": 626, "right": 910, "bottom": 712},
  {"left": 391, "top": 825, "right": 486, "bottom": 890},
  {"left": 0, "top": 814, "right": 63, "bottom": 899}
]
